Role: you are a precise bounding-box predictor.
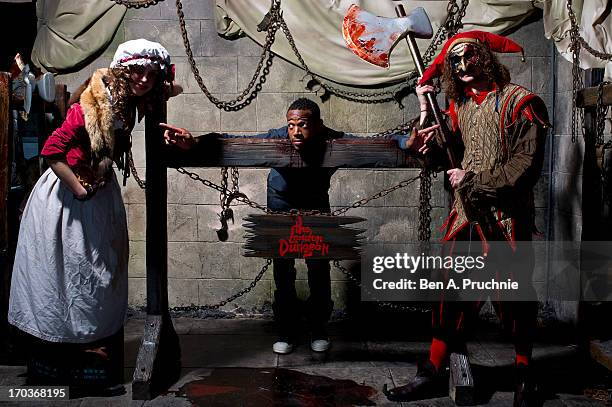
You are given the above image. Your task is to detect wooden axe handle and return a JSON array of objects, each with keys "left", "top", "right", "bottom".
[
  {"left": 395, "top": 4, "right": 490, "bottom": 229},
  {"left": 395, "top": 4, "right": 459, "bottom": 169}
]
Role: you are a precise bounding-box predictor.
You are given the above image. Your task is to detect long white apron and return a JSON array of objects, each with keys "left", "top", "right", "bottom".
[{"left": 8, "top": 168, "right": 128, "bottom": 343}]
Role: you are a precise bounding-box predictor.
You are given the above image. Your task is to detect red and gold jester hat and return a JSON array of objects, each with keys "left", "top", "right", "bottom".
[{"left": 418, "top": 30, "right": 524, "bottom": 85}]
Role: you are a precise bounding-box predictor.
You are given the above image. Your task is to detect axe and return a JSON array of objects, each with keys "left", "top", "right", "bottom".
[
  {"left": 343, "top": 4, "right": 459, "bottom": 169},
  {"left": 344, "top": 4, "right": 491, "bottom": 235}
]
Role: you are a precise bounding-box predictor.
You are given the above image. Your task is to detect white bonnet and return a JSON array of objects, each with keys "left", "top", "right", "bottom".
[{"left": 110, "top": 39, "right": 171, "bottom": 74}]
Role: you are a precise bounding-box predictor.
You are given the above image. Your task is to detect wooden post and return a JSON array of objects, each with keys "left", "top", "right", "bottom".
[
  {"left": 132, "top": 100, "right": 181, "bottom": 400},
  {"left": 576, "top": 82, "right": 612, "bottom": 108},
  {"left": 54, "top": 84, "right": 68, "bottom": 121},
  {"left": 0, "top": 73, "right": 11, "bottom": 349},
  {"left": 0, "top": 73, "right": 10, "bottom": 267},
  {"left": 577, "top": 70, "right": 612, "bottom": 354},
  {"left": 449, "top": 353, "right": 474, "bottom": 405}
]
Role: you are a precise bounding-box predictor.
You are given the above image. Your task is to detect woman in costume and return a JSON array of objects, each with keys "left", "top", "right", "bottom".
[{"left": 8, "top": 39, "right": 177, "bottom": 393}]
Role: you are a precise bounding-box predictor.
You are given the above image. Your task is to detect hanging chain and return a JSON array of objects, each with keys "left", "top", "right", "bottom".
[
  {"left": 566, "top": 0, "right": 612, "bottom": 61},
  {"left": 231, "top": 167, "right": 240, "bottom": 193},
  {"left": 332, "top": 260, "right": 430, "bottom": 313},
  {"left": 595, "top": 81, "right": 610, "bottom": 146},
  {"left": 216, "top": 167, "right": 243, "bottom": 241},
  {"left": 369, "top": 120, "right": 416, "bottom": 139},
  {"left": 172, "top": 0, "right": 466, "bottom": 107},
  {"left": 174, "top": 165, "right": 419, "bottom": 217},
  {"left": 418, "top": 169, "right": 433, "bottom": 243},
  {"left": 444, "top": 0, "right": 469, "bottom": 37},
  {"left": 176, "top": 166, "right": 269, "bottom": 212},
  {"left": 306, "top": 78, "right": 407, "bottom": 105},
  {"left": 421, "top": 0, "right": 469, "bottom": 65},
  {"left": 330, "top": 176, "right": 420, "bottom": 216},
  {"left": 112, "top": 0, "right": 161, "bottom": 8},
  {"left": 176, "top": 0, "right": 279, "bottom": 111},
  {"left": 567, "top": 0, "right": 584, "bottom": 143},
  {"left": 170, "top": 259, "right": 272, "bottom": 312},
  {"left": 128, "top": 146, "right": 423, "bottom": 219},
  {"left": 413, "top": 0, "right": 467, "bottom": 246},
  {"left": 127, "top": 149, "right": 146, "bottom": 189},
  {"left": 220, "top": 167, "right": 229, "bottom": 207}
]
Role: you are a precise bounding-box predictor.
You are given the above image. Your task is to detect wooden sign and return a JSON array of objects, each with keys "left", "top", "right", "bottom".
[{"left": 243, "top": 214, "right": 365, "bottom": 260}]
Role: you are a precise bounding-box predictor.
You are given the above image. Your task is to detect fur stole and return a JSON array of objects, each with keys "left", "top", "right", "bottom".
[{"left": 79, "top": 68, "right": 115, "bottom": 159}]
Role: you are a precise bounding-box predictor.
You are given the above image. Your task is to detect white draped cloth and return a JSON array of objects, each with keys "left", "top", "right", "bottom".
[
  {"left": 535, "top": 0, "right": 612, "bottom": 79},
  {"left": 216, "top": 0, "right": 537, "bottom": 86},
  {"left": 217, "top": 0, "right": 612, "bottom": 83},
  {"left": 30, "top": 1, "right": 612, "bottom": 81},
  {"left": 8, "top": 168, "right": 128, "bottom": 343},
  {"left": 31, "top": 0, "right": 126, "bottom": 73}
]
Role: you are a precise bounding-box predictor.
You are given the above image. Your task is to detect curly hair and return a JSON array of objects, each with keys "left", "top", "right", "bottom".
[
  {"left": 69, "top": 66, "right": 168, "bottom": 129},
  {"left": 441, "top": 43, "right": 510, "bottom": 105},
  {"left": 108, "top": 66, "right": 167, "bottom": 128}
]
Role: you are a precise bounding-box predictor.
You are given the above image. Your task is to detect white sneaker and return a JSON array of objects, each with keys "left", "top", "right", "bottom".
[
  {"left": 310, "top": 338, "right": 331, "bottom": 352},
  {"left": 273, "top": 340, "right": 294, "bottom": 354}
]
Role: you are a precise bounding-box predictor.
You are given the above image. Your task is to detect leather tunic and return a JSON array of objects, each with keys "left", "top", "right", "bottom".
[{"left": 445, "top": 84, "right": 547, "bottom": 242}]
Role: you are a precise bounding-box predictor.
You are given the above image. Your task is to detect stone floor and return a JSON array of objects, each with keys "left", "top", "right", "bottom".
[{"left": 0, "top": 317, "right": 610, "bottom": 406}]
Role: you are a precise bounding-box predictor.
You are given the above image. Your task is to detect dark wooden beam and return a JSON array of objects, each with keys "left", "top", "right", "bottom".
[
  {"left": 0, "top": 73, "right": 11, "bottom": 350},
  {"left": 132, "top": 315, "right": 161, "bottom": 400},
  {"left": 0, "top": 73, "right": 9, "bottom": 257},
  {"left": 449, "top": 352, "right": 474, "bottom": 406},
  {"left": 144, "top": 101, "right": 168, "bottom": 316},
  {"left": 166, "top": 137, "right": 421, "bottom": 168},
  {"left": 132, "top": 99, "right": 181, "bottom": 400},
  {"left": 54, "top": 84, "right": 68, "bottom": 120},
  {"left": 577, "top": 83, "right": 612, "bottom": 108}
]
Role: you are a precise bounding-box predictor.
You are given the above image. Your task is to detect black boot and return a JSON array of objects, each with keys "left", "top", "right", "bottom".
[
  {"left": 513, "top": 364, "right": 537, "bottom": 407},
  {"left": 383, "top": 359, "right": 445, "bottom": 402}
]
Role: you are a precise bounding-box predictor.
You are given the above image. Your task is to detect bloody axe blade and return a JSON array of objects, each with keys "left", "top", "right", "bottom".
[
  {"left": 342, "top": 4, "right": 433, "bottom": 68},
  {"left": 343, "top": 4, "right": 457, "bottom": 167}
]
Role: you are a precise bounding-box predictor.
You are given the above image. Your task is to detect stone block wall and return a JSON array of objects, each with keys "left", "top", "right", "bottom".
[{"left": 54, "top": 1, "right": 564, "bottom": 317}]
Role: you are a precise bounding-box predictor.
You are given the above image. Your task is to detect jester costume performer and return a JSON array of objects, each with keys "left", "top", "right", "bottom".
[{"left": 384, "top": 31, "right": 549, "bottom": 407}]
